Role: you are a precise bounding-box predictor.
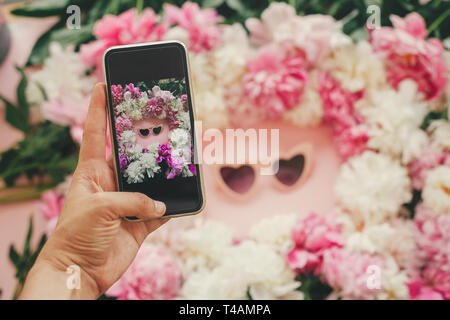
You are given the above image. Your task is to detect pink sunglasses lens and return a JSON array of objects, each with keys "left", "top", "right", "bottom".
[
  {"left": 220, "top": 166, "right": 255, "bottom": 194},
  {"left": 274, "top": 155, "right": 305, "bottom": 186}
]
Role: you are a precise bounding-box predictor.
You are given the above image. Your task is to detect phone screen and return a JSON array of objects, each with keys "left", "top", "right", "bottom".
[{"left": 104, "top": 42, "right": 203, "bottom": 217}]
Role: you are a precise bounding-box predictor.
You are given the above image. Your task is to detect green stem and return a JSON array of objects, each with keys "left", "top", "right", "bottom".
[
  {"left": 136, "top": 0, "right": 144, "bottom": 14},
  {"left": 427, "top": 8, "right": 450, "bottom": 35},
  {"left": 0, "top": 188, "right": 47, "bottom": 204},
  {"left": 12, "top": 282, "right": 23, "bottom": 300}
]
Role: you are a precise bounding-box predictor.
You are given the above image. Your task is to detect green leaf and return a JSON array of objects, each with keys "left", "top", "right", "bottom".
[
  {"left": 49, "top": 23, "right": 95, "bottom": 48},
  {"left": 15, "top": 66, "right": 30, "bottom": 120},
  {"left": 0, "top": 121, "right": 77, "bottom": 188},
  {"left": 226, "top": 0, "right": 255, "bottom": 18},
  {"left": 11, "top": 0, "right": 70, "bottom": 17},
  {"left": 8, "top": 246, "right": 21, "bottom": 268},
  {"left": 26, "top": 20, "right": 65, "bottom": 66},
  {"left": 0, "top": 96, "right": 29, "bottom": 133},
  {"left": 203, "top": 0, "right": 225, "bottom": 8},
  {"left": 297, "top": 274, "right": 332, "bottom": 300},
  {"left": 421, "top": 109, "right": 448, "bottom": 129},
  {"left": 23, "top": 217, "right": 33, "bottom": 258}
]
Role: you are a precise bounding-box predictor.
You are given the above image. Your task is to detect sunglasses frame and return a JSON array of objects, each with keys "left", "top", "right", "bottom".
[
  {"left": 214, "top": 142, "right": 314, "bottom": 200},
  {"left": 271, "top": 143, "right": 313, "bottom": 192}
]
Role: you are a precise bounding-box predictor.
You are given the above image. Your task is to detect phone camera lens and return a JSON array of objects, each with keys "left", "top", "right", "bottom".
[{"left": 153, "top": 126, "right": 162, "bottom": 135}]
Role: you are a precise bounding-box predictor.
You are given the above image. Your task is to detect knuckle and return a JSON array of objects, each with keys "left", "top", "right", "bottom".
[{"left": 135, "top": 193, "right": 156, "bottom": 215}]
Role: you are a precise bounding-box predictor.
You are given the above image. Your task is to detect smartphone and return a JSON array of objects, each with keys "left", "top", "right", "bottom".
[{"left": 103, "top": 41, "right": 205, "bottom": 220}]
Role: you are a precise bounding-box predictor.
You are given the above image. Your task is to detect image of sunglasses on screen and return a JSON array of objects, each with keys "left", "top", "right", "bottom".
[{"left": 214, "top": 143, "right": 313, "bottom": 200}]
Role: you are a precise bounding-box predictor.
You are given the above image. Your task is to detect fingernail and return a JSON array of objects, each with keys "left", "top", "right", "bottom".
[{"left": 155, "top": 201, "right": 166, "bottom": 215}]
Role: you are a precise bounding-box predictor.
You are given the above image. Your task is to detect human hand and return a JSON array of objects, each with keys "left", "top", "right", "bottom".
[{"left": 20, "top": 83, "right": 169, "bottom": 300}]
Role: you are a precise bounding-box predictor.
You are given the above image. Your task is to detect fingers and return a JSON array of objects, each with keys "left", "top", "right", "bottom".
[
  {"left": 79, "top": 83, "right": 107, "bottom": 163},
  {"left": 92, "top": 192, "right": 166, "bottom": 220}
]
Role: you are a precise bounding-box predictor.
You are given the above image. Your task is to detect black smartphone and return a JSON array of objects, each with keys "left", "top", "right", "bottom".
[{"left": 103, "top": 41, "right": 205, "bottom": 220}]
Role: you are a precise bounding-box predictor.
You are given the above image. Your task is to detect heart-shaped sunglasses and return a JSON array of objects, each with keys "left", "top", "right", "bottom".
[
  {"left": 138, "top": 125, "right": 163, "bottom": 137},
  {"left": 214, "top": 143, "right": 313, "bottom": 199}
]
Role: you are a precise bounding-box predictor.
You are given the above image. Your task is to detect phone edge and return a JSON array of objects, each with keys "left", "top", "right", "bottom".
[{"left": 102, "top": 40, "right": 206, "bottom": 221}]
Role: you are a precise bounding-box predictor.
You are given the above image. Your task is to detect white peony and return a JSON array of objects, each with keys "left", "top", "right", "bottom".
[
  {"left": 283, "top": 72, "right": 323, "bottom": 127},
  {"left": 126, "top": 144, "right": 144, "bottom": 161},
  {"left": 358, "top": 80, "right": 427, "bottom": 161},
  {"left": 180, "top": 219, "right": 234, "bottom": 272},
  {"left": 169, "top": 128, "right": 190, "bottom": 148},
  {"left": 212, "top": 23, "right": 251, "bottom": 88},
  {"left": 26, "top": 42, "right": 95, "bottom": 106},
  {"left": 249, "top": 214, "right": 298, "bottom": 254},
  {"left": 124, "top": 161, "right": 144, "bottom": 184},
  {"left": 345, "top": 220, "right": 417, "bottom": 269},
  {"left": 422, "top": 165, "right": 450, "bottom": 215},
  {"left": 335, "top": 151, "right": 412, "bottom": 226},
  {"left": 323, "top": 41, "right": 387, "bottom": 93},
  {"left": 181, "top": 240, "right": 300, "bottom": 300},
  {"left": 119, "top": 130, "right": 136, "bottom": 145},
  {"left": 194, "top": 88, "right": 228, "bottom": 128},
  {"left": 428, "top": 119, "right": 450, "bottom": 152},
  {"left": 401, "top": 129, "right": 430, "bottom": 164},
  {"left": 140, "top": 152, "right": 160, "bottom": 178}
]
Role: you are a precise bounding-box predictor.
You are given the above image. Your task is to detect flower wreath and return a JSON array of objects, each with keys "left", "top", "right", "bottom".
[
  {"left": 31, "top": 2, "right": 450, "bottom": 300},
  {"left": 111, "top": 83, "right": 196, "bottom": 183}
]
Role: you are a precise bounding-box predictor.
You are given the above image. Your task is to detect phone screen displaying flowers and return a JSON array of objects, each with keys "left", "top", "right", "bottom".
[
  {"left": 112, "top": 79, "right": 195, "bottom": 183},
  {"left": 105, "top": 43, "right": 203, "bottom": 215}
]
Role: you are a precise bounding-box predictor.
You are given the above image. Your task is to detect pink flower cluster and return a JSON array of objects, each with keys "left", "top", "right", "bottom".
[
  {"left": 287, "top": 212, "right": 345, "bottom": 275},
  {"left": 408, "top": 148, "right": 450, "bottom": 190},
  {"left": 163, "top": 2, "right": 223, "bottom": 53},
  {"left": 107, "top": 243, "right": 183, "bottom": 300},
  {"left": 321, "top": 248, "right": 385, "bottom": 299},
  {"left": 370, "top": 13, "right": 448, "bottom": 100},
  {"left": 243, "top": 47, "right": 308, "bottom": 116},
  {"left": 80, "top": 8, "right": 166, "bottom": 80},
  {"left": 318, "top": 72, "right": 368, "bottom": 160},
  {"left": 80, "top": 3, "right": 223, "bottom": 79},
  {"left": 115, "top": 115, "right": 133, "bottom": 138},
  {"left": 409, "top": 205, "right": 450, "bottom": 299},
  {"left": 35, "top": 190, "right": 65, "bottom": 221}
]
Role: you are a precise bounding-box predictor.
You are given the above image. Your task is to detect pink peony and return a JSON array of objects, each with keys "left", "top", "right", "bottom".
[
  {"left": 80, "top": 8, "right": 166, "bottom": 79},
  {"left": 407, "top": 148, "right": 450, "bottom": 190},
  {"left": 287, "top": 213, "right": 344, "bottom": 275},
  {"left": 321, "top": 248, "right": 385, "bottom": 299},
  {"left": 413, "top": 204, "right": 450, "bottom": 299},
  {"left": 423, "top": 262, "right": 450, "bottom": 299},
  {"left": 115, "top": 115, "right": 133, "bottom": 138},
  {"left": 370, "top": 13, "right": 448, "bottom": 100},
  {"left": 35, "top": 190, "right": 65, "bottom": 220},
  {"left": 287, "top": 249, "right": 321, "bottom": 274},
  {"left": 163, "top": 2, "right": 223, "bottom": 53},
  {"left": 414, "top": 204, "right": 450, "bottom": 265},
  {"left": 243, "top": 46, "right": 308, "bottom": 116},
  {"left": 319, "top": 72, "right": 368, "bottom": 160},
  {"left": 407, "top": 278, "right": 444, "bottom": 300},
  {"left": 45, "top": 217, "right": 58, "bottom": 237},
  {"left": 107, "top": 243, "right": 183, "bottom": 300},
  {"left": 245, "top": 3, "right": 348, "bottom": 65}
]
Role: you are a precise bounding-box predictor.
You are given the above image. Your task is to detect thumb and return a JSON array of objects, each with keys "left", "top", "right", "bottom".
[{"left": 91, "top": 192, "right": 166, "bottom": 220}]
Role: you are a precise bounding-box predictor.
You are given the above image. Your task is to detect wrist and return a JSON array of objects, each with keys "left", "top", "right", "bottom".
[{"left": 19, "top": 246, "right": 100, "bottom": 300}]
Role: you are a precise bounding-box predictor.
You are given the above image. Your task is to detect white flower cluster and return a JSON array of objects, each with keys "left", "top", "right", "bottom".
[
  {"left": 174, "top": 217, "right": 302, "bottom": 300},
  {"left": 357, "top": 80, "right": 428, "bottom": 163},
  {"left": 116, "top": 91, "right": 150, "bottom": 121},
  {"left": 26, "top": 42, "right": 95, "bottom": 106},
  {"left": 335, "top": 151, "right": 412, "bottom": 226}
]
